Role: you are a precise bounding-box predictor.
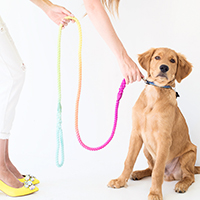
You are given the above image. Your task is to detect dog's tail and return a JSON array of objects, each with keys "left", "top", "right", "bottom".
[{"left": 194, "top": 166, "right": 200, "bottom": 174}]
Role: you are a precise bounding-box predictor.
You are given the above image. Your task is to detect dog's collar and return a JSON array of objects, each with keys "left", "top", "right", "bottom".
[
  {"left": 143, "top": 78, "right": 180, "bottom": 98},
  {"left": 144, "top": 79, "right": 171, "bottom": 89}
]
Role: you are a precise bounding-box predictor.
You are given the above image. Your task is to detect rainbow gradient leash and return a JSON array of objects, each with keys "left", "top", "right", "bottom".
[{"left": 56, "top": 16, "right": 126, "bottom": 167}]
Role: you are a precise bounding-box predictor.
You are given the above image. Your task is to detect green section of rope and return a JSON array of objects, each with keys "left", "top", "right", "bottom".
[
  {"left": 56, "top": 23, "right": 64, "bottom": 167},
  {"left": 56, "top": 16, "right": 82, "bottom": 167}
]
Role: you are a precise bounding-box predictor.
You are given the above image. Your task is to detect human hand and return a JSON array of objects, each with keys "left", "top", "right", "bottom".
[
  {"left": 45, "top": 4, "right": 75, "bottom": 27},
  {"left": 118, "top": 54, "right": 144, "bottom": 84}
]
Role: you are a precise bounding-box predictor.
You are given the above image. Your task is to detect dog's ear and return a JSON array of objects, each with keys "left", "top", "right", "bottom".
[
  {"left": 138, "top": 48, "right": 156, "bottom": 75},
  {"left": 176, "top": 53, "right": 193, "bottom": 83}
]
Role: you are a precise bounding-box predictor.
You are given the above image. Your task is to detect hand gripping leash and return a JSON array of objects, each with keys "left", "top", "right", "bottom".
[{"left": 56, "top": 16, "right": 126, "bottom": 167}]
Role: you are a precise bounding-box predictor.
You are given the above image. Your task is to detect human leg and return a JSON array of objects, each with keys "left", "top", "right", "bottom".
[
  {"left": 0, "top": 140, "right": 39, "bottom": 196},
  {"left": 0, "top": 139, "right": 23, "bottom": 188},
  {"left": 4, "top": 139, "right": 23, "bottom": 179},
  {"left": 0, "top": 16, "right": 25, "bottom": 186},
  {"left": 0, "top": 17, "right": 26, "bottom": 139}
]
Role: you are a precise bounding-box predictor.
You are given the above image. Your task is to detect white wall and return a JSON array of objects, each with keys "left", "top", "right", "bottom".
[{"left": 0, "top": 0, "right": 200, "bottom": 199}]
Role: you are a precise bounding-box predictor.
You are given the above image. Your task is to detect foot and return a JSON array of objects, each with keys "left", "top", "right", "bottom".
[
  {"left": 5, "top": 160, "right": 23, "bottom": 179},
  {"left": 6, "top": 161, "right": 40, "bottom": 185},
  {"left": 148, "top": 192, "right": 163, "bottom": 200},
  {"left": 107, "top": 178, "right": 128, "bottom": 188},
  {"left": 131, "top": 168, "right": 152, "bottom": 180},
  {"left": 175, "top": 177, "right": 194, "bottom": 193},
  {"left": 0, "top": 166, "right": 23, "bottom": 188}
]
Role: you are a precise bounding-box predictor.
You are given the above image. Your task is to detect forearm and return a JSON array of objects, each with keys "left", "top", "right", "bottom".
[
  {"left": 83, "top": 0, "right": 127, "bottom": 60},
  {"left": 30, "top": 0, "right": 53, "bottom": 13}
]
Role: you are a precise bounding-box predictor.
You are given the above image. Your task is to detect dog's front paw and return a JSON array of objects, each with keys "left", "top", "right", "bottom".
[
  {"left": 148, "top": 193, "right": 163, "bottom": 200},
  {"left": 131, "top": 170, "right": 142, "bottom": 180},
  {"left": 131, "top": 170, "right": 145, "bottom": 180},
  {"left": 175, "top": 181, "right": 188, "bottom": 193},
  {"left": 107, "top": 178, "right": 127, "bottom": 188}
]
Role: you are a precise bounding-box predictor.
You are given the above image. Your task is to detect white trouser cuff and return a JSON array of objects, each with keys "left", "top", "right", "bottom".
[{"left": 0, "top": 132, "right": 10, "bottom": 139}]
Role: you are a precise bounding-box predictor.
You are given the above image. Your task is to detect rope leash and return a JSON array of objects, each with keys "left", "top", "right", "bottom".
[
  {"left": 56, "top": 18, "right": 65, "bottom": 167},
  {"left": 56, "top": 16, "right": 126, "bottom": 167}
]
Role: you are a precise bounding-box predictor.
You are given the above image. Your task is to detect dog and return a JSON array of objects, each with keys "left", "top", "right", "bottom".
[{"left": 108, "top": 48, "right": 200, "bottom": 200}]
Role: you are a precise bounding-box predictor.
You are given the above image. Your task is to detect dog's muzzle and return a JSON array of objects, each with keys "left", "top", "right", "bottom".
[
  {"left": 156, "top": 65, "right": 169, "bottom": 79},
  {"left": 160, "top": 65, "right": 169, "bottom": 73}
]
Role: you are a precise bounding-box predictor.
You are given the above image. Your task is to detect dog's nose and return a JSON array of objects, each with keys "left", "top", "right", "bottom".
[{"left": 160, "top": 65, "right": 169, "bottom": 73}]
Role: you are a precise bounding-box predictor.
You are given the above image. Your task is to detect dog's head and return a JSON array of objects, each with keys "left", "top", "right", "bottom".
[{"left": 138, "top": 48, "right": 193, "bottom": 86}]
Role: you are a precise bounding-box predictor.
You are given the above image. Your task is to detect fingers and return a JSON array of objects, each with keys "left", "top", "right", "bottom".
[
  {"left": 129, "top": 75, "right": 133, "bottom": 84},
  {"left": 50, "top": 5, "right": 75, "bottom": 27},
  {"left": 61, "top": 15, "right": 75, "bottom": 29},
  {"left": 140, "top": 72, "right": 144, "bottom": 80},
  {"left": 60, "top": 7, "right": 75, "bottom": 23},
  {"left": 125, "top": 71, "right": 144, "bottom": 85},
  {"left": 136, "top": 71, "right": 143, "bottom": 82},
  {"left": 61, "top": 18, "right": 71, "bottom": 26},
  {"left": 125, "top": 76, "right": 130, "bottom": 85},
  {"left": 119, "top": 56, "right": 144, "bottom": 85},
  {"left": 61, "top": 7, "right": 74, "bottom": 18},
  {"left": 62, "top": 15, "right": 75, "bottom": 24}
]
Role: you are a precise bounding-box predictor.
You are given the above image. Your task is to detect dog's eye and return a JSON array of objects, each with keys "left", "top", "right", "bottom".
[
  {"left": 170, "top": 59, "right": 176, "bottom": 63},
  {"left": 155, "top": 56, "right": 161, "bottom": 60}
]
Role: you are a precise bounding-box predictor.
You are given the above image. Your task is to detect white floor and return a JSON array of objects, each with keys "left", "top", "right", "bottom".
[
  {"left": 1, "top": 175, "right": 200, "bottom": 200},
  {"left": 0, "top": 153, "right": 200, "bottom": 200},
  {"left": 1, "top": 120, "right": 200, "bottom": 200},
  {"left": 35, "top": 176, "right": 200, "bottom": 200}
]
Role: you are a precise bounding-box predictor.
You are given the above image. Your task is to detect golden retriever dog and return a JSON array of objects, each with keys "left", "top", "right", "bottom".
[{"left": 108, "top": 48, "right": 200, "bottom": 200}]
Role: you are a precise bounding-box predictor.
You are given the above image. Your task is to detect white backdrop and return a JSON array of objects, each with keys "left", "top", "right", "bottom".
[{"left": 0, "top": 0, "right": 200, "bottom": 200}]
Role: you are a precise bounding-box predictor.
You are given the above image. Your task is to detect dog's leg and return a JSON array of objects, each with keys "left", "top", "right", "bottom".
[
  {"left": 131, "top": 168, "right": 152, "bottom": 181},
  {"left": 148, "top": 140, "right": 171, "bottom": 200},
  {"left": 108, "top": 132, "right": 143, "bottom": 188},
  {"left": 175, "top": 145, "right": 196, "bottom": 193},
  {"left": 131, "top": 146, "right": 153, "bottom": 180}
]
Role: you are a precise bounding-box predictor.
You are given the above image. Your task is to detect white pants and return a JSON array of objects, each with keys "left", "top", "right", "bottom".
[{"left": 0, "top": 16, "right": 26, "bottom": 139}]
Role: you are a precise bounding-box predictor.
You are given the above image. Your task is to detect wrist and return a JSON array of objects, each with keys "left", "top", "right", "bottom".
[
  {"left": 36, "top": 0, "right": 53, "bottom": 13},
  {"left": 116, "top": 48, "right": 129, "bottom": 62}
]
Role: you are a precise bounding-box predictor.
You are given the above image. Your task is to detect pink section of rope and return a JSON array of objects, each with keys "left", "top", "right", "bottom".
[{"left": 75, "top": 79, "right": 126, "bottom": 151}]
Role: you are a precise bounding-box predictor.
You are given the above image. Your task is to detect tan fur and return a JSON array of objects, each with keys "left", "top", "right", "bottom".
[{"left": 108, "top": 48, "right": 199, "bottom": 200}]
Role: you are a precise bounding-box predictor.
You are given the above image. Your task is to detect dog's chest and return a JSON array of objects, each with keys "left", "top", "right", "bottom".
[
  {"left": 139, "top": 86, "right": 162, "bottom": 158},
  {"left": 140, "top": 85, "right": 162, "bottom": 121},
  {"left": 144, "top": 86, "right": 159, "bottom": 112},
  {"left": 138, "top": 86, "right": 176, "bottom": 159}
]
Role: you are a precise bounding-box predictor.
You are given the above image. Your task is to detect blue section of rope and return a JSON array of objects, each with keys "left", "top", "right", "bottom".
[{"left": 56, "top": 102, "right": 64, "bottom": 167}]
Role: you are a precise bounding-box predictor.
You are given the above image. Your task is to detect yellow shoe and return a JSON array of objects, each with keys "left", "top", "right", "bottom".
[
  {"left": 0, "top": 180, "right": 39, "bottom": 197},
  {"left": 19, "top": 174, "right": 40, "bottom": 185}
]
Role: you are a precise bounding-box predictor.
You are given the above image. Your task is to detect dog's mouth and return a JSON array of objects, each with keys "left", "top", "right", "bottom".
[{"left": 156, "top": 73, "right": 168, "bottom": 80}]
